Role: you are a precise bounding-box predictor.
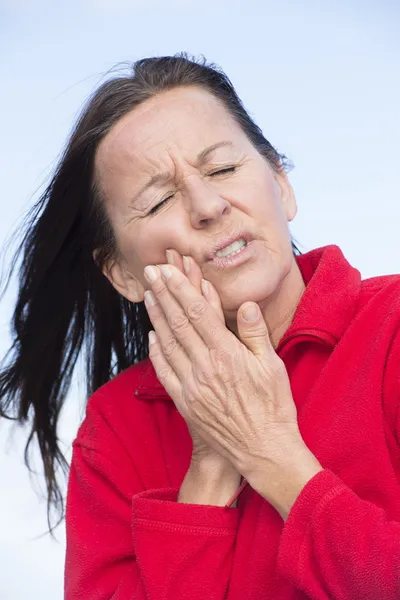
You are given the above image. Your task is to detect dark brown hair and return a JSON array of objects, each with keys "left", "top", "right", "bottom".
[{"left": 0, "top": 52, "right": 299, "bottom": 528}]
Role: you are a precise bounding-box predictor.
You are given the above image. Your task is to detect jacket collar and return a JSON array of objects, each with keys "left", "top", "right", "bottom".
[
  {"left": 135, "top": 245, "right": 361, "bottom": 399},
  {"left": 277, "top": 244, "right": 361, "bottom": 350}
]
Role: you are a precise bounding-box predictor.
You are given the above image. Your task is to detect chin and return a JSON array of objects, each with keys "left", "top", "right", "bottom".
[{"left": 217, "top": 276, "right": 280, "bottom": 312}]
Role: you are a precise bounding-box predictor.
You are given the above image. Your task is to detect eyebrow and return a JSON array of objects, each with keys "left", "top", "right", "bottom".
[{"left": 131, "top": 140, "right": 234, "bottom": 204}]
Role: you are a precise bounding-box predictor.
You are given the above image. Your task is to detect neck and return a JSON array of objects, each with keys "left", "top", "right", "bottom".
[
  {"left": 264, "top": 263, "right": 305, "bottom": 348},
  {"left": 227, "top": 258, "right": 305, "bottom": 348}
]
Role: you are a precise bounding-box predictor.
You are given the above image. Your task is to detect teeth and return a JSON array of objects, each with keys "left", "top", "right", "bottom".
[{"left": 215, "top": 239, "right": 247, "bottom": 258}]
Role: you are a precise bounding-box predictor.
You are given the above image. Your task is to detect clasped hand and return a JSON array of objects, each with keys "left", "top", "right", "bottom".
[{"left": 143, "top": 251, "right": 305, "bottom": 486}]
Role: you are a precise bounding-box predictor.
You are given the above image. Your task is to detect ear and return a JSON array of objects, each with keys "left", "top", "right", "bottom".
[
  {"left": 274, "top": 168, "right": 297, "bottom": 222},
  {"left": 96, "top": 253, "right": 146, "bottom": 303}
]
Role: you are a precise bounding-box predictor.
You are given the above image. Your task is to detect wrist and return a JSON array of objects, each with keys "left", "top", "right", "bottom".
[
  {"left": 190, "top": 455, "right": 239, "bottom": 479},
  {"left": 178, "top": 461, "right": 241, "bottom": 507},
  {"left": 246, "top": 447, "right": 323, "bottom": 520}
]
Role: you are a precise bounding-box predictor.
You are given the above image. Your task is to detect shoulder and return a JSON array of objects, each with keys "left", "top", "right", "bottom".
[
  {"left": 357, "top": 273, "right": 400, "bottom": 315},
  {"left": 360, "top": 276, "right": 400, "bottom": 441},
  {"left": 73, "top": 358, "right": 159, "bottom": 450},
  {"left": 357, "top": 273, "right": 400, "bottom": 384},
  {"left": 382, "top": 319, "right": 400, "bottom": 446},
  {"left": 71, "top": 359, "right": 188, "bottom": 487},
  {"left": 90, "top": 358, "right": 150, "bottom": 404}
]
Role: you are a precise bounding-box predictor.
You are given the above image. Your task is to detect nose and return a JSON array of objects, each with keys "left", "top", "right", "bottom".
[{"left": 184, "top": 174, "right": 231, "bottom": 229}]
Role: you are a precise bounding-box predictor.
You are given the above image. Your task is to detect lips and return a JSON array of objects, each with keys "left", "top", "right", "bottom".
[{"left": 205, "top": 230, "right": 253, "bottom": 261}]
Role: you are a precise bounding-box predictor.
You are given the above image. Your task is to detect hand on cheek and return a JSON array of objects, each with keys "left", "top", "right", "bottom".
[
  {"left": 149, "top": 248, "right": 229, "bottom": 465},
  {"left": 143, "top": 251, "right": 314, "bottom": 514},
  {"left": 165, "top": 249, "right": 225, "bottom": 323}
]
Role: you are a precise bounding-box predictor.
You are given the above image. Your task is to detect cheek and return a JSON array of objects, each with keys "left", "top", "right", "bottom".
[
  {"left": 118, "top": 235, "right": 145, "bottom": 273},
  {"left": 235, "top": 167, "right": 277, "bottom": 209},
  {"left": 256, "top": 177, "right": 288, "bottom": 222},
  {"left": 242, "top": 181, "right": 282, "bottom": 224},
  {"left": 120, "top": 221, "right": 180, "bottom": 269}
]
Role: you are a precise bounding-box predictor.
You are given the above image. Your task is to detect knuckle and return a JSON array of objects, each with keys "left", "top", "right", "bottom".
[
  {"left": 157, "top": 367, "right": 171, "bottom": 386},
  {"left": 187, "top": 300, "right": 206, "bottom": 322},
  {"left": 214, "top": 346, "right": 233, "bottom": 364},
  {"left": 240, "top": 327, "right": 267, "bottom": 340},
  {"left": 207, "top": 323, "right": 226, "bottom": 344},
  {"left": 210, "top": 347, "right": 238, "bottom": 383},
  {"left": 200, "top": 356, "right": 212, "bottom": 376},
  {"left": 148, "top": 343, "right": 161, "bottom": 359},
  {"left": 162, "top": 336, "right": 179, "bottom": 358},
  {"left": 169, "top": 310, "right": 190, "bottom": 333},
  {"left": 210, "top": 347, "right": 233, "bottom": 370},
  {"left": 170, "top": 277, "right": 186, "bottom": 294},
  {"left": 186, "top": 374, "right": 201, "bottom": 397},
  {"left": 151, "top": 278, "right": 167, "bottom": 296},
  {"left": 194, "top": 361, "right": 211, "bottom": 385}
]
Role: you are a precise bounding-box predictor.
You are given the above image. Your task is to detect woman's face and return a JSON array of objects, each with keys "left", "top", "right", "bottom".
[{"left": 95, "top": 86, "right": 297, "bottom": 320}]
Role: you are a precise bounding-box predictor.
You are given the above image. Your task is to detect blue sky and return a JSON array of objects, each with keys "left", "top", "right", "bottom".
[{"left": 0, "top": 1, "right": 399, "bottom": 598}]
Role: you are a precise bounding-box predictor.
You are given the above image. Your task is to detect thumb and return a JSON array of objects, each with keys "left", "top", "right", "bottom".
[{"left": 237, "top": 302, "right": 272, "bottom": 360}]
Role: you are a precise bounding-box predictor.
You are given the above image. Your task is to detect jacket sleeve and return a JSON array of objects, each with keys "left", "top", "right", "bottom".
[
  {"left": 276, "top": 468, "right": 400, "bottom": 599},
  {"left": 64, "top": 437, "right": 239, "bottom": 600},
  {"left": 276, "top": 324, "right": 400, "bottom": 600}
]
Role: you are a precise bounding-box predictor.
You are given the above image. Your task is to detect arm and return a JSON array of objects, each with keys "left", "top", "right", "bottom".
[
  {"left": 246, "top": 445, "right": 400, "bottom": 600},
  {"left": 65, "top": 439, "right": 240, "bottom": 600},
  {"left": 275, "top": 468, "right": 400, "bottom": 600},
  {"left": 240, "top": 319, "right": 400, "bottom": 600}
]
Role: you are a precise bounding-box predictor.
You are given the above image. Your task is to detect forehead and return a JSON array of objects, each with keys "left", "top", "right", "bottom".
[{"left": 95, "top": 86, "right": 245, "bottom": 178}]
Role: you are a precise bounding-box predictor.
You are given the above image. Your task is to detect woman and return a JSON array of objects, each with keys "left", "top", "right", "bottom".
[{"left": 1, "top": 54, "right": 400, "bottom": 600}]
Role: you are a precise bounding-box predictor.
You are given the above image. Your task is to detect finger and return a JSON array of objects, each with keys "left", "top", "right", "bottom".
[
  {"left": 200, "top": 278, "right": 225, "bottom": 323},
  {"left": 167, "top": 252, "right": 224, "bottom": 323},
  {"left": 166, "top": 248, "right": 184, "bottom": 272},
  {"left": 147, "top": 329, "right": 182, "bottom": 406},
  {"left": 154, "top": 263, "right": 235, "bottom": 352},
  {"left": 167, "top": 251, "right": 202, "bottom": 295},
  {"left": 144, "top": 288, "right": 196, "bottom": 379},
  {"left": 184, "top": 256, "right": 224, "bottom": 322},
  {"left": 144, "top": 266, "right": 209, "bottom": 360},
  {"left": 165, "top": 249, "right": 203, "bottom": 291},
  {"left": 236, "top": 302, "right": 273, "bottom": 361},
  {"left": 182, "top": 255, "right": 203, "bottom": 290}
]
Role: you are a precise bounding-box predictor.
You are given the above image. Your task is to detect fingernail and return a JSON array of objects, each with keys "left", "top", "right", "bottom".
[
  {"left": 241, "top": 303, "right": 259, "bottom": 322},
  {"left": 201, "top": 278, "right": 209, "bottom": 297},
  {"left": 144, "top": 265, "right": 159, "bottom": 283},
  {"left": 159, "top": 264, "right": 172, "bottom": 279},
  {"left": 144, "top": 290, "right": 156, "bottom": 307},
  {"left": 183, "top": 256, "right": 190, "bottom": 274},
  {"left": 148, "top": 331, "right": 156, "bottom": 345},
  {"left": 166, "top": 249, "right": 175, "bottom": 265}
]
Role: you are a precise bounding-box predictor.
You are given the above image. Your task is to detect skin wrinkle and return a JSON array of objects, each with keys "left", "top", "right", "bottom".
[
  {"left": 95, "top": 85, "right": 305, "bottom": 345},
  {"left": 147, "top": 145, "right": 246, "bottom": 219}
]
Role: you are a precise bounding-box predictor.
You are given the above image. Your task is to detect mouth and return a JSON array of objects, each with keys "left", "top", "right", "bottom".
[{"left": 206, "top": 231, "right": 253, "bottom": 261}]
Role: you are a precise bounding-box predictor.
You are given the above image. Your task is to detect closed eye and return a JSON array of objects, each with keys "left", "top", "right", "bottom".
[
  {"left": 148, "top": 166, "right": 237, "bottom": 215},
  {"left": 148, "top": 194, "right": 174, "bottom": 215},
  {"left": 209, "top": 166, "right": 237, "bottom": 177}
]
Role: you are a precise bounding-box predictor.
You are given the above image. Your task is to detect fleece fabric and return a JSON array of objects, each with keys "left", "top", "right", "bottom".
[{"left": 65, "top": 245, "right": 400, "bottom": 600}]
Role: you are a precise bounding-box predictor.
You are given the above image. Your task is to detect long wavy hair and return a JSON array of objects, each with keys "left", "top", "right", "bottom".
[{"left": 0, "top": 53, "right": 300, "bottom": 528}]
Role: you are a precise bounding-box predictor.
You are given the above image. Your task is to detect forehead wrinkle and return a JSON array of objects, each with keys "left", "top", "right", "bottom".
[
  {"left": 100, "top": 88, "right": 236, "bottom": 170},
  {"left": 97, "top": 94, "right": 243, "bottom": 209},
  {"left": 100, "top": 113, "right": 161, "bottom": 173},
  {"left": 128, "top": 139, "right": 240, "bottom": 206}
]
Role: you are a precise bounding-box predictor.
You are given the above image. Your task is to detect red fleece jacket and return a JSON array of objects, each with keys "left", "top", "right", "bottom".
[{"left": 65, "top": 246, "right": 400, "bottom": 600}]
